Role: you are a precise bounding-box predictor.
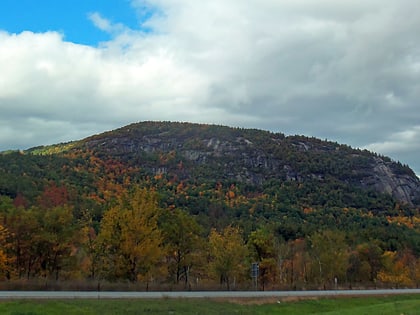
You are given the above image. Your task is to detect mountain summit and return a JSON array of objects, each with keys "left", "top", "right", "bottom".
[
  {"left": 70, "top": 121, "right": 418, "bottom": 207},
  {"left": 1, "top": 120, "right": 419, "bottom": 212}
]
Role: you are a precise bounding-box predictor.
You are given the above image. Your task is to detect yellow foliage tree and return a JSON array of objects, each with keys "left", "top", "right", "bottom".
[
  {"left": 0, "top": 224, "right": 11, "bottom": 279},
  {"left": 378, "top": 251, "right": 412, "bottom": 288},
  {"left": 97, "top": 187, "right": 165, "bottom": 285},
  {"left": 208, "top": 226, "right": 248, "bottom": 290},
  {"left": 248, "top": 228, "right": 282, "bottom": 290}
]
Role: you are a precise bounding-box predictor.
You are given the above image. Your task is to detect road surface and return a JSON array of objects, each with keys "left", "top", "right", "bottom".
[{"left": 0, "top": 289, "right": 419, "bottom": 299}]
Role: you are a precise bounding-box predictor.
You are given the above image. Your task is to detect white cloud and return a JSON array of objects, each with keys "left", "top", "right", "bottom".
[
  {"left": 88, "top": 12, "right": 129, "bottom": 35},
  {"left": 1, "top": 0, "right": 420, "bottom": 174},
  {"left": 88, "top": 12, "right": 114, "bottom": 33},
  {"left": 364, "top": 126, "right": 420, "bottom": 174}
]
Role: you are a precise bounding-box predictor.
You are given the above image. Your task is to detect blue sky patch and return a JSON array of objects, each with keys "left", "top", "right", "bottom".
[{"left": 0, "top": 0, "right": 154, "bottom": 45}]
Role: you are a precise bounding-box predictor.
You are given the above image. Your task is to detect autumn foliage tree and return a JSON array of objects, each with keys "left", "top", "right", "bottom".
[
  {"left": 208, "top": 225, "right": 248, "bottom": 290},
  {"left": 0, "top": 223, "right": 11, "bottom": 279},
  {"left": 37, "top": 183, "right": 69, "bottom": 209},
  {"left": 378, "top": 251, "right": 411, "bottom": 287},
  {"left": 248, "top": 227, "right": 281, "bottom": 290},
  {"left": 96, "top": 187, "right": 165, "bottom": 285},
  {"left": 0, "top": 203, "right": 78, "bottom": 281}
]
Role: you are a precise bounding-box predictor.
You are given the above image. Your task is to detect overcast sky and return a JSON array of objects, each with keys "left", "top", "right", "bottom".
[{"left": 0, "top": 0, "right": 419, "bottom": 175}]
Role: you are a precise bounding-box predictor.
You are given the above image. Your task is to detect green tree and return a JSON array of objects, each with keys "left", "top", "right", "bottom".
[
  {"left": 0, "top": 195, "right": 14, "bottom": 214},
  {"left": 308, "top": 230, "right": 349, "bottom": 288},
  {"left": 38, "top": 205, "right": 78, "bottom": 280},
  {"left": 347, "top": 249, "right": 371, "bottom": 285},
  {"left": 160, "top": 208, "right": 203, "bottom": 288},
  {"left": 356, "top": 242, "right": 383, "bottom": 283}
]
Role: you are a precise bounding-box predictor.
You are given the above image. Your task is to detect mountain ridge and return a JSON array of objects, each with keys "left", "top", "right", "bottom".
[
  {"left": 69, "top": 121, "right": 419, "bottom": 207},
  {"left": 2, "top": 120, "right": 419, "bottom": 211}
]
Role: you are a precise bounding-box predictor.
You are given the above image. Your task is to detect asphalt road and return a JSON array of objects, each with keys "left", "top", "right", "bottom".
[{"left": 0, "top": 289, "right": 419, "bottom": 299}]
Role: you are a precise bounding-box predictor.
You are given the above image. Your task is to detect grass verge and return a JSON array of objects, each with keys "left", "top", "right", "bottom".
[{"left": 0, "top": 294, "right": 419, "bottom": 315}]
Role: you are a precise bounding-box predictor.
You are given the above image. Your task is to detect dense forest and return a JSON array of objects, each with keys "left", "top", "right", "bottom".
[{"left": 0, "top": 121, "right": 419, "bottom": 291}]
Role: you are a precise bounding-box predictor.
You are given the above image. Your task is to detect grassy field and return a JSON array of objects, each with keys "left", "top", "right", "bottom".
[{"left": 0, "top": 294, "right": 419, "bottom": 314}]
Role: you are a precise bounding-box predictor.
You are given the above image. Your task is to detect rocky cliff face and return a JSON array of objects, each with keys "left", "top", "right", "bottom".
[
  {"left": 84, "top": 122, "right": 420, "bottom": 207},
  {"left": 361, "top": 157, "right": 420, "bottom": 206}
]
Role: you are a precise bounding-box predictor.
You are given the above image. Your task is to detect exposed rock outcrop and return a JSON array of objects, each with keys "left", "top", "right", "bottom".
[
  {"left": 361, "top": 157, "right": 420, "bottom": 206},
  {"left": 83, "top": 122, "right": 420, "bottom": 207}
]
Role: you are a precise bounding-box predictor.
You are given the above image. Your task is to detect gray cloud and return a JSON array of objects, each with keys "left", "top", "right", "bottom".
[{"left": 1, "top": 0, "right": 420, "bottom": 175}]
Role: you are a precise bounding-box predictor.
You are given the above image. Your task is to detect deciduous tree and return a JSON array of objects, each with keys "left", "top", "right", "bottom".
[
  {"left": 308, "top": 230, "right": 349, "bottom": 288},
  {"left": 96, "top": 187, "right": 165, "bottom": 285},
  {"left": 378, "top": 251, "right": 411, "bottom": 288},
  {"left": 248, "top": 227, "right": 281, "bottom": 290},
  {"left": 160, "top": 208, "right": 203, "bottom": 288},
  {"left": 208, "top": 225, "right": 248, "bottom": 290}
]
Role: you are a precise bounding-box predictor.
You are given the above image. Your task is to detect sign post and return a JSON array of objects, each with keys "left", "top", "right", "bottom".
[{"left": 251, "top": 263, "right": 259, "bottom": 291}]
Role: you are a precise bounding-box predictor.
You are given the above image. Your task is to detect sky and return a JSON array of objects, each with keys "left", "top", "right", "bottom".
[{"left": 0, "top": 1, "right": 419, "bottom": 175}]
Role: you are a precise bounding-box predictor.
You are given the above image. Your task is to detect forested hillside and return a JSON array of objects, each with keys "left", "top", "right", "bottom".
[{"left": 0, "top": 121, "right": 419, "bottom": 290}]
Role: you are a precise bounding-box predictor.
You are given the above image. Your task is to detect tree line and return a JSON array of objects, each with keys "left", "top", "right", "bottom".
[{"left": 1, "top": 186, "right": 419, "bottom": 291}]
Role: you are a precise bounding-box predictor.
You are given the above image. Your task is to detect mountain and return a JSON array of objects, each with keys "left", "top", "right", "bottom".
[
  {"left": 0, "top": 121, "right": 418, "bottom": 209},
  {"left": 1, "top": 121, "right": 420, "bottom": 289},
  {"left": 61, "top": 121, "right": 420, "bottom": 206}
]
